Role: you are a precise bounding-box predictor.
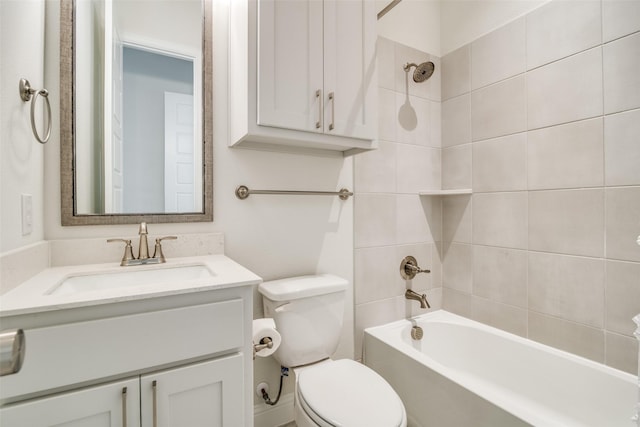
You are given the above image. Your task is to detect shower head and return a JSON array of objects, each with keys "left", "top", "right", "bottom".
[{"left": 404, "top": 61, "right": 435, "bottom": 83}]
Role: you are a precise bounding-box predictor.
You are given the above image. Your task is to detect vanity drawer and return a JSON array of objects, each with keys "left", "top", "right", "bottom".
[{"left": 0, "top": 299, "right": 244, "bottom": 401}]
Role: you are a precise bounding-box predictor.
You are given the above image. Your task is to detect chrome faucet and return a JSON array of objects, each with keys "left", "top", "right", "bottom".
[
  {"left": 405, "top": 289, "right": 430, "bottom": 309},
  {"left": 108, "top": 222, "right": 177, "bottom": 266}
]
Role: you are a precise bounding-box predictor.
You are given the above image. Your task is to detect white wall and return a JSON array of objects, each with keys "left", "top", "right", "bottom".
[
  {"left": 376, "top": 0, "right": 441, "bottom": 56},
  {"left": 0, "top": 0, "right": 46, "bottom": 253},
  {"left": 440, "top": 0, "right": 549, "bottom": 55}
]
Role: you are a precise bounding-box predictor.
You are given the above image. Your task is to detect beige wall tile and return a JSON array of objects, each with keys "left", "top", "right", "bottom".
[
  {"left": 473, "top": 133, "right": 527, "bottom": 192},
  {"left": 605, "top": 332, "right": 639, "bottom": 375},
  {"left": 376, "top": 37, "right": 395, "bottom": 91},
  {"left": 396, "top": 144, "right": 441, "bottom": 194},
  {"left": 396, "top": 194, "right": 440, "bottom": 245},
  {"left": 473, "top": 246, "right": 527, "bottom": 308},
  {"left": 471, "top": 75, "right": 527, "bottom": 141},
  {"left": 442, "top": 94, "right": 471, "bottom": 147},
  {"left": 473, "top": 192, "right": 528, "bottom": 249},
  {"left": 354, "top": 194, "right": 396, "bottom": 248},
  {"left": 526, "top": 0, "right": 601, "bottom": 69},
  {"left": 529, "top": 312, "right": 605, "bottom": 363},
  {"left": 529, "top": 189, "right": 604, "bottom": 257},
  {"left": 527, "top": 118, "right": 604, "bottom": 190},
  {"left": 470, "top": 297, "right": 528, "bottom": 337},
  {"left": 396, "top": 93, "right": 433, "bottom": 146},
  {"left": 603, "top": 32, "right": 640, "bottom": 114},
  {"left": 443, "top": 195, "right": 472, "bottom": 244},
  {"left": 442, "top": 287, "right": 473, "bottom": 319},
  {"left": 378, "top": 88, "right": 397, "bottom": 142},
  {"left": 442, "top": 144, "right": 471, "bottom": 190},
  {"left": 355, "top": 246, "right": 402, "bottom": 305},
  {"left": 606, "top": 187, "right": 640, "bottom": 262},
  {"left": 355, "top": 140, "right": 396, "bottom": 193},
  {"left": 605, "top": 109, "right": 640, "bottom": 186},
  {"left": 442, "top": 44, "right": 471, "bottom": 100},
  {"left": 471, "top": 17, "right": 526, "bottom": 90},
  {"left": 528, "top": 252, "right": 605, "bottom": 328},
  {"left": 602, "top": 0, "right": 640, "bottom": 43},
  {"left": 443, "top": 243, "right": 473, "bottom": 293},
  {"left": 527, "top": 47, "right": 603, "bottom": 130},
  {"left": 606, "top": 260, "right": 640, "bottom": 336}
]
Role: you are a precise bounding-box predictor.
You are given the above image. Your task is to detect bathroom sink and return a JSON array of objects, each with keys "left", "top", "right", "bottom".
[{"left": 48, "top": 264, "right": 215, "bottom": 296}]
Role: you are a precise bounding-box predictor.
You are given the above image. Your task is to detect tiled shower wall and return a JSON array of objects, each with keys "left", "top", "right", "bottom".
[
  {"left": 353, "top": 37, "right": 443, "bottom": 360},
  {"left": 441, "top": 0, "right": 640, "bottom": 374}
]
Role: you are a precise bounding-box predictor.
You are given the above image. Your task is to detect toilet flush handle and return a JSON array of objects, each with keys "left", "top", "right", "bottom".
[{"left": 274, "top": 302, "right": 290, "bottom": 313}]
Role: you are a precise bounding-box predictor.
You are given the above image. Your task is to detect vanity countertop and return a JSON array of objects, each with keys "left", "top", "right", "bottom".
[{"left": 0, "top": 254, "right": 262, "bottom": 317}]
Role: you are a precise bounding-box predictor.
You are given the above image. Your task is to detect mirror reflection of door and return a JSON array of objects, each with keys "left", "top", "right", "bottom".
[
  {"left": 120, "top": 46, "right": 195, "bottom": 214},
  {"left": 164, "top": 92, "right": 198, "bottom": 213}
]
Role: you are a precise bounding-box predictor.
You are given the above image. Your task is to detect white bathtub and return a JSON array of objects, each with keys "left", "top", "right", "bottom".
[{"left": 364, "top": 310, "right": 638, "bottom": 427}]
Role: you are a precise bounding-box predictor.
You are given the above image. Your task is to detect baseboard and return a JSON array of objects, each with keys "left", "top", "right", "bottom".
[{"left": 253, "top": 392, "right": 295, "bottom": 427}]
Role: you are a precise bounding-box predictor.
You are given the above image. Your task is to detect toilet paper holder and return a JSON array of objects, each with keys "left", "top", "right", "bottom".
[{"left": 253, "top": 337, "right": 273, "bottom": 360}]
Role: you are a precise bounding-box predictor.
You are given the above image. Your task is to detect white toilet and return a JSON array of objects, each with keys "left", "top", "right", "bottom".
[{"left": 259, "top": 274, "right": 407, "bottom": 427}]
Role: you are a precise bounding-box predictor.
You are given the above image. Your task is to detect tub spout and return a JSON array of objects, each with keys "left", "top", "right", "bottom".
[{"left": 405, "top": 289, "right": 430, "bottom": 309}]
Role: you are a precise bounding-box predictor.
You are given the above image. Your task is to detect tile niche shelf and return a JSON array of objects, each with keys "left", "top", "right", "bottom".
[{"left": 419, "top": 189, "right": 472, "bottom": 196}]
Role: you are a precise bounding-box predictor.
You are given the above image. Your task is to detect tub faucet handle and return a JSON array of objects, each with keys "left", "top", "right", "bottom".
[{"left": 400, "top": 256, "right": 430, "bottom": 280}]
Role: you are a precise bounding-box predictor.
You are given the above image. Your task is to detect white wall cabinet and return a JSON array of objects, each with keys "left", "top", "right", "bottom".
[{"left": 229, "top": 0, "right": 377, "bottom": 154}]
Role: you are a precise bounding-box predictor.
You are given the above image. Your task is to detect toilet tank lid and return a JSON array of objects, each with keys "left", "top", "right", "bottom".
[{"left": 258, "top": 274, "right": 348, "bottom": 301}]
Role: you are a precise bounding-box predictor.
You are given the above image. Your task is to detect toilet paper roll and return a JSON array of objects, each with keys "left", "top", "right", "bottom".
[{"left": 252, "top": 318, "right": 281, "bottom": 358}]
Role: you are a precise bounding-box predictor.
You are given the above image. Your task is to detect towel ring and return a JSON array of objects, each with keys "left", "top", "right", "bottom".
[{"left": 19, "top": 78, "right": 51, "bottom": 144}]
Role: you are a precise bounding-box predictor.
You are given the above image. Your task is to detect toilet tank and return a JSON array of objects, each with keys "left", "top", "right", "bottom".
[{"left": 259, "top": 274, "right": 348, "bottom": 368}]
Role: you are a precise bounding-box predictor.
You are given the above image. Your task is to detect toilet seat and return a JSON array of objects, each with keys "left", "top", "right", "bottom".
[{"left": 296, "top": 359, "right": 406, "bottom": 427}]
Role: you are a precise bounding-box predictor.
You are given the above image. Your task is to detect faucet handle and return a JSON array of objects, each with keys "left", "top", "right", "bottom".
[
  {"left": 152, "top": 236, "right": 177, "bottom": 263},
  {"left": 400, "top": 256, "right": 430, "bottom": 280},
  {"left": 107, "top": 239, "right": 135, "bottom": 266}
]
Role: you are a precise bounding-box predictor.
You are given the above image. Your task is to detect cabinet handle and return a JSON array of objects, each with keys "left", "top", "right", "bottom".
[
  {"left": 152, "top": 380, "right": 158, "bottom": 427},
  {"left": 121, "top": 387, "right": 127, "bottom": 427},
  {"left": 328, "top": 92, "right": 335, "bottom": 131},
  {"left": 315, "top": 89, "right": 322, "bottom": 129}
]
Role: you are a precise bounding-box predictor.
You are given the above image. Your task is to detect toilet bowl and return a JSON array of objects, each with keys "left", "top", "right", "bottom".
[
  {"left": 259, "top": 275, "right": 407, "bottom": 427},
  {"left": 294, "top": 359, "right": 406, "bottom": 427}
]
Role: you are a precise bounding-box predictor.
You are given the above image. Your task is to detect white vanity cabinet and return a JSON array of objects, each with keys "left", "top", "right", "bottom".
[
  {"left": 0, "top": 283, "right": 255, "bottom": 427},
  {"left": 1, "top": 356, "right": 243, "bottom": 427},
  {"left": 229, "top": 0, "right": 377, "bottom": 154}
]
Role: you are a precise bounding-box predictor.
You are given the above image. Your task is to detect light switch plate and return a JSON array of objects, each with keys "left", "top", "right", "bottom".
[{"left": 21, "top": 194, "right": 33, "bottom": 235}]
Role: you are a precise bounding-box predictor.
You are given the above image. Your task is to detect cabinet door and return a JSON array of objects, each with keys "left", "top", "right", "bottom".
[
  {"left": 0, "top": 378, "right": 140, "bottom": 427},
  {"left": 257, "top": 0, "right": 324, "bottom": 133},
  {"left": 140, "top": 354, "right": 244, "bottom": 427},
  {"left": 323, "top": 0, "right": 376, "bottom": 140}
]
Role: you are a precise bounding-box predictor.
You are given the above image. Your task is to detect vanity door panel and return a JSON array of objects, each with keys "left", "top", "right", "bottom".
[
  {"left": 140, "top": 354, "right": 244, "bottom": 427},
  {"left": 0, "top": 378, "right": 140, "bottom": 427}
]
